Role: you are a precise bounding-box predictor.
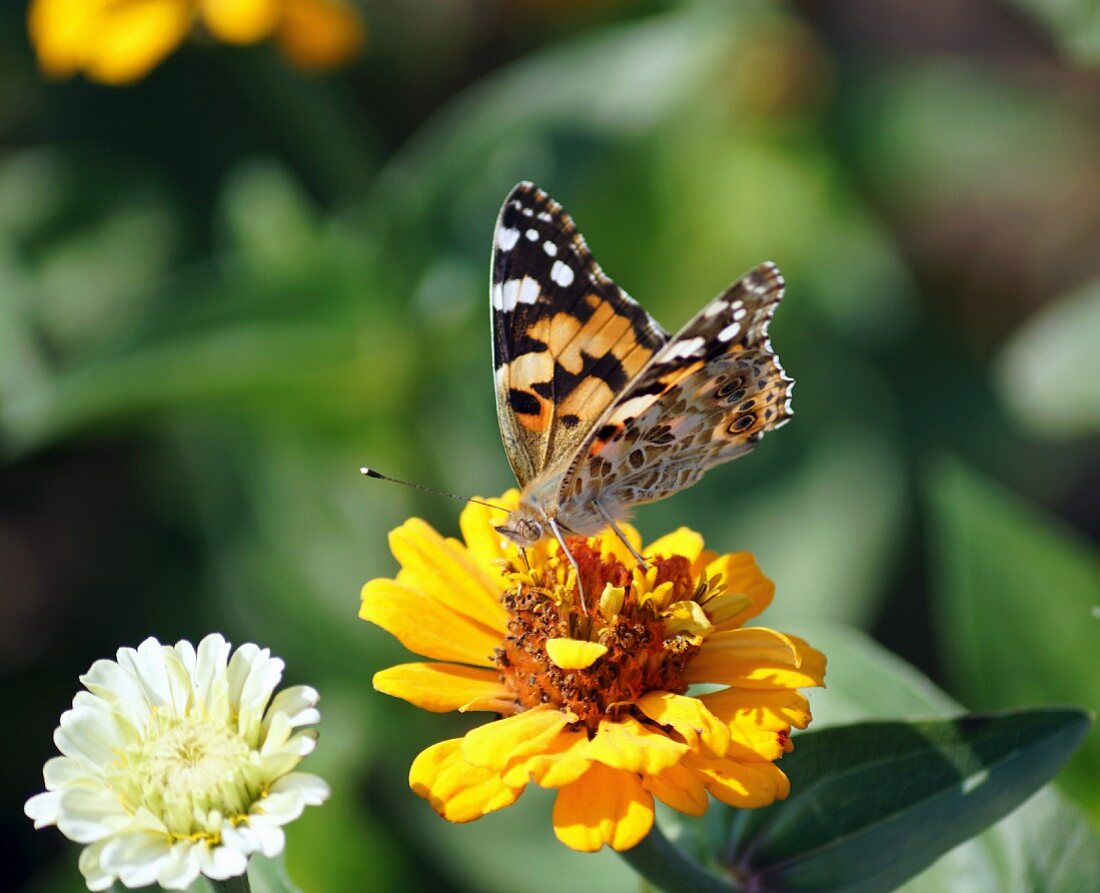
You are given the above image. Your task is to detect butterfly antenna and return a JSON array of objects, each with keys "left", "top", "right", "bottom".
[{"left": 360, "top": 467, "right": 510, "bottom": 514}]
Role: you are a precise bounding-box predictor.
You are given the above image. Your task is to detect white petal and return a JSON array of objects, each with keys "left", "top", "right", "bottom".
[
  {"left": 78, "top": 840, "right": 115, "bottom": 891},
  {"left": 24, "top": 791, "right": 62, "bottom": 828},
  {"left": 162, "top": 647, "right": 196, "bottom": 716},
  {"left": 125, "top": 638, "right": 174, "bottom": 707},
  {"left": 270, "top": 772, "right": 330, "bottom": 806},
  {"left": 252, "top": 823, "right": 285, "bottom": 858},
  {"left": 253, "top": 790, "right": 305, "bottom": 825},
  {"left": 156, "top": 841, "right": 201, "bottom": 891},
  {"left": 43, "top": 755, "right": 88, "bottom": 789},
  {"left": 56, "top": 786, "right": 131, "bottom": 843},
  {"left": 264, "top": 685, "right": 320, "bottom": 731},
  {"left": 101, "top": 833, "right": 172, "bottom": 887},
  {"left": 239, "top": 654, "right": 285, "bottom": 721},
  {"left": 194, "top": 634, "right": 232, "bottom": 717},
  {"left": 55, "top": 703, "right": 134, "bottom": 771},
  {"left": 79, "top": 659, "right": 151, "bottom": 727},
  {"left": 198, "top": 842, "right": 249, "bottom": 880}
]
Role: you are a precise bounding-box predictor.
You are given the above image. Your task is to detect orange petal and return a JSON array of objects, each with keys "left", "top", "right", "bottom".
[
  {"left": 502, "top": 729, "right": 591, "bottom": 788},
  {"left": 460, "top": 706, "right": 570, "bottom": 771},
  {"left": 636, "top": 692, "right": 730, "bottom": 758},
  {"left": 643, "top": 762, "right": 709, "bottom": 816},
  {"left": 200, "top": 0, "right": 280, "bottom": 43},
  {"left": 684, "top": 628, "right": 825, "bottom": 689},
  {"left": 373, "top": 662, "right": 511, "bottom": 713},
  {"left": 276, "top": 0, "right": 366, "bottom": 71},
  {"left": 703, "top": 552, "right": 774, "bottom": 629},
  {"left": 388, "top": 518, "right": 508, "bottom": 633},
  {"left": 584, "top": 716, "right": 688, "bottom": 775},
  {"left": 360, "top": 579, "right": 499, "bottom": 667},
  {"left": 85, "top": 0, "right": 190, "bottom": 85},
  {"left": 553, "top": 763, "right": 654, "bottom": 852},
  {"left": 644, "top": 527, "right": 705, "bottom": 563},
  {"left": 409, "top": 739, "right": 522, "bottom": 822},
  {"left": 686, "top": 752, "right": 790, "bottom": 808},
  {"left": 546, "top": 638, "right": 607, "bottom": 669}
]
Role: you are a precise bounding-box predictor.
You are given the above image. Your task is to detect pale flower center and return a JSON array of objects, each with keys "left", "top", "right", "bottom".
[{"left": 113, "top": 708, "right": 263, "bottom": 839}]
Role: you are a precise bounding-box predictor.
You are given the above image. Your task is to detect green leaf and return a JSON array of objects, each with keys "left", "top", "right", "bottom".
[
  {"left": 245, "top": 855, "right": 302, "bottom": 893},
  {"left": 995, "top": 275, "right": 1100, "bottom": 439},
  {"left": 725, "top": 709, "right": 1091, "bottom": 893},
  {"left": 928, "top": 458, "right": 1100, "bottom": 817}
]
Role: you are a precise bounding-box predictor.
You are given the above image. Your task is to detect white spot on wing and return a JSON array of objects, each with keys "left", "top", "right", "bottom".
[
  {"left": 497, "top": 276, "right": 542, "bottom": 312},
  {"left": 718, "top": 322, "right": 741, "bottom": 342},
  {"left": 526, "top": 229, "right": 539, "bottom": 241},
  {"left": 705, "top": 301, "right": 728, "bottom": 318},
  {"left": 537, "top": 212, "right": 553, "bottom": 222},
  {"left": 543, "top": 241, "right": 557, "bottom": 257},
  {"left": 522, "top": 208, "right": 534, "bottom": 217},
  {"left": 551, "top": 260, "right": 575, "bottom": 287},
  {"left": 733, "top": 306, "right": 747, "bottom": 321},
  {"left": 663, "top": 336, "right": 706, "bottom": 360},
  {"left": 498, "top": 227, "right": 520, "bottom": 252}
]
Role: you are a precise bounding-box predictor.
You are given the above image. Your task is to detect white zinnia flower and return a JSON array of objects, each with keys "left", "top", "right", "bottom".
[{"left": 25, "top": 634, "right": 329, "bottom": 891}]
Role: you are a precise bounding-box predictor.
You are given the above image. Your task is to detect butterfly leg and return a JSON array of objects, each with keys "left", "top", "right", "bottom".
[
  {"left": 548, "top": 516, "right": 587, "bottom": 613},
  {"left": 595, "top": 502, "right": 651, "bottom": 571}
]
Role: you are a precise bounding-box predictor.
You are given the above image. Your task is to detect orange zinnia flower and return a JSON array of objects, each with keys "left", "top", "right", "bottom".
[
  {"left": 360, "top": 491, "right": 825, "bottom": 852},
  {"left": 27, "top": 0, "right": 366, "bottom": 85}
]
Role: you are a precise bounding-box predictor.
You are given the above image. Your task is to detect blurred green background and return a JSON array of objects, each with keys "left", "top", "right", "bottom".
[{"left": 4, "top": 1, "right": 1099, "bottom": 891}]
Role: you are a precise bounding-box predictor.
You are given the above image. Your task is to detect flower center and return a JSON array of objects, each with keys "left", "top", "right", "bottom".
[
  {"left": 495, "top": 538, "right": 717, "bottom": 732},
  {"left": 112, "top": 708, "right": 262, "bottom": 839}
]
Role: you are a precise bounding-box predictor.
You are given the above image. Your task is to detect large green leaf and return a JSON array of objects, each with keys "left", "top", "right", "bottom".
[
  {"left": 724, "top": 709, "right": 1091, "bottom": 893},
  {"left": 928, "top": 459, "right": 1100, "bottom": 817}
]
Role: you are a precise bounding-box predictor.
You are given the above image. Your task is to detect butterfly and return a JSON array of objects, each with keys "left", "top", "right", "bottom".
[{"left": 491, "top": 182, "right": 793, "bottom": 575}]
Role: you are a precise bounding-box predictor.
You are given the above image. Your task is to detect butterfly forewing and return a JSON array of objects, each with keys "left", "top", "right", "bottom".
[
  {"left": 491, "top": 182, "right": 667, "bottom": 487},
  {"left": 557, "top": 262, "right": 793, "bottom": 515}
]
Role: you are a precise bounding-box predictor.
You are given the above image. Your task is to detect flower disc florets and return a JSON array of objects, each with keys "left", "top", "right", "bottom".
[
  {"left": 496, "top": 539, "right": 728, "bottom": 729},
  {"left": 25, "top": 634, "right": 329, "bottom": 891}
]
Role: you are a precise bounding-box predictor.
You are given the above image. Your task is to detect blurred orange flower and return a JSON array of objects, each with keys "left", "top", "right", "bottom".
[
  {"left": 27, "top": 0, "right": 366, "bottom": 85},
  {"left": 361, "top": 491, "right": 825, "bottom": 852}
]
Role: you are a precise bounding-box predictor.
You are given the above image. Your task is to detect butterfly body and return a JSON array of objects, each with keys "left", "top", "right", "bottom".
[{"left": 490, "top": 183, "right": 793, "bottom": 550}]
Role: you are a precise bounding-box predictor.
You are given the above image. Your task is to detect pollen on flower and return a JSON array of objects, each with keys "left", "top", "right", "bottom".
[{"left": 493, "top": 538, "right": 713, "bottom": 731}]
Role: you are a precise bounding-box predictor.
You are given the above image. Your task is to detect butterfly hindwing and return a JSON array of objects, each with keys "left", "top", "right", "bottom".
[
  {"left": 558, "top": 262, "right": 793, "bottom": 513},
  {"left": 492, "top": 182, "right": 667, "bottom": 488}
]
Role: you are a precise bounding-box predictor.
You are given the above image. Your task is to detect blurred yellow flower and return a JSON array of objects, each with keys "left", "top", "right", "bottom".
[
  {"left": 27, "top": 0, "right": 366, "bottom": 85},
  {"left": 361, "top": 491, "right": 825, "bottom": 852}
]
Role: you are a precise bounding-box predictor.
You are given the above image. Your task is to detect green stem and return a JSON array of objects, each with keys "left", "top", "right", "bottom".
[
  {"left": 619, "top": 823, "right": 744, "bottom": 893},
  {"left": 209, "top": 873, "right": 251, "bottom": 893}
]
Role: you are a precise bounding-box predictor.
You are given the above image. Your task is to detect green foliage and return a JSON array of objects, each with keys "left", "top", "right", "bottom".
[{"left": 929, "top": 459, "right": 1100, "bottom": 818}]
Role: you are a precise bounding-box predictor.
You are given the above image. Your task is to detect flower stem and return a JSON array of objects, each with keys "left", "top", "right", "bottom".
[
  {"left": 619, "top": 823, "right": 744, "bottom": 893},
  {"left": 210, "top": 874, "right": 251, "bottom": 893}
]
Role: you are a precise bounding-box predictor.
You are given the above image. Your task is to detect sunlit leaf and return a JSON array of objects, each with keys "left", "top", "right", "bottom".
[{"left": 725, "top": 709, "right": 1091, "bottom": 893}]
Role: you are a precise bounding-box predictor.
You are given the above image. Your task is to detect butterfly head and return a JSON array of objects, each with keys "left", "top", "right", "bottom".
[{"left": 495, "top": 504, "right": 545, "bottom": 546}]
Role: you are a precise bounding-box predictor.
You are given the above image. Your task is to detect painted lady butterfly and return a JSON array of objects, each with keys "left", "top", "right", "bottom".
[{"left": 491, "top": 182, "right": 794, "bottom": 569}]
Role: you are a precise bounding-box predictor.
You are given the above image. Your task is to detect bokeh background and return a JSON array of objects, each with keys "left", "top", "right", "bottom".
[{"left": 4, "top": 1, "right": 1100, "bottom": 891}]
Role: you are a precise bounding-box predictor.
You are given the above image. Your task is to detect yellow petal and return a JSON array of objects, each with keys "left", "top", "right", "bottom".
[
  {"left": 684, "top": 628, "right": 825, "bottom": 689},
  {"left": 661, "top": 599, "right": 712, "bottom": 638},
  {"left": 701, "top": 689, "right": 812, "bottom": 761},
  {"left": 635, "top": 692, "right": 730, "bottom": 758},
  {"left": 459, "top": 489, "right": 520, "bottom": 585},
  {"left": 501, "top": 729, "right": 591, "bottom": 788},
  {"left": 546, "top": 638, "right": 607, "bottom": 670},
  {"left": 27, "top": 0, "right": 102, "bottom": 78},
  {"left": 584, "top": 716, "right": 687, "bottom": 775},
  {"left": 460, "top": 705, "right": 570, "bottom": 771},
  {"left": 276, "top": 0, "right": 366, "bottom": 71},
  {"left": 703, "top": 552, "right": 775, "bottom": 629},
  {"left": 372, "top": 662, "right": 511, "bottom": 713},
  {"left": 599, "top": 522, "right": 643, "bottom": 565},
  {"left": 84, "top": 0, "right": 190, "bottom": 85},
  {"left": 200, "top": 0, "right": 280, "bottom": 44},
  {"left": 686, "top": 752, "right": 790, "bottom": 808},
  {"left": 598, "top": 583, "right": 625, "bottom": 622},
  {"left": 700, "top": 592, "right": 754, "bottom": 627},
  {"left": 388, "top": 518, "right": 508, "bottom": 633},
  {"left": 553, "top": 763, "right": 654, "bottom": 852},
  {"left": 359, "top": 579, "right": 499, "bottom": 668},
  {"left": 643, "top": 762, "right": 709, "bottom": 816},
  {"left": 644, "top": 527, "right": 705, "bottom": 563},
  {"left": 409, "top": 739, "right": 522, "bottom": 822}
]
